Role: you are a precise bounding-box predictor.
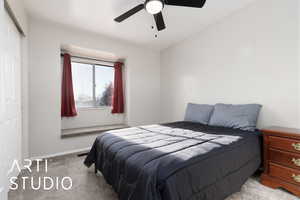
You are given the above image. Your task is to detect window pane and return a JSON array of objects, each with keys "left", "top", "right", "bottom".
[
  {"left": 95, "top": 66, "right": 114, "bottom": 107},
  {"left": 72, "top": 62, "right": 94, "bottom": 107}
]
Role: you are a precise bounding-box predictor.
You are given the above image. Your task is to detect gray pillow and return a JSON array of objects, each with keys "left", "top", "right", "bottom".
[
  {"left": 184, "top": 103, "right": 214, "bottom": 125},
  {"left": 208, "top": 103, "right": 262, "bottom": 131}
]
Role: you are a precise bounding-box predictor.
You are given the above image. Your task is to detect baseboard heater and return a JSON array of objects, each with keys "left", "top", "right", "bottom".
[{"left": 77, "top": 152, "right": 89, "bottom": 157}]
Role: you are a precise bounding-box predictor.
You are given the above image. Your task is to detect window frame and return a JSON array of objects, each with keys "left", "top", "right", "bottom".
[{"left": 71, "top": 59, "right": 114, "bottom": 109}]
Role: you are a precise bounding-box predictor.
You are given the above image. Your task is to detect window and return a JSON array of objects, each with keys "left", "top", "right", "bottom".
[{"left": 72, "top": 61, "right": 114, "bottom": 108}]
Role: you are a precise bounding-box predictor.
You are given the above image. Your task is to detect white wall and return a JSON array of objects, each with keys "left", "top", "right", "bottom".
[
  {"left": 61, "top": 108, "right": 125, "bottom": 130},
  {"left": 161, "top": 0, "right": 300, "bottom": 128},
  {"left": 28, "top": 18, "right": 161, "bottom": 158}
]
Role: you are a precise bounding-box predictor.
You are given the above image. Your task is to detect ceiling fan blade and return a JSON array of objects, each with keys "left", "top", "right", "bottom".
[
  {"left": 114, "top": 4, "right": 144, "bottom": 22},
  {"left": 154, "top": 12, "right": 166, "bottom": 31},
  {"left": 164, "top": 0, "right": 206, "bottom": 8}
]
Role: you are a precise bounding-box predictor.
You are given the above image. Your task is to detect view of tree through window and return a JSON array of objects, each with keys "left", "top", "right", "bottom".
[{"left": 72, "top": 62, "right": 114, "bottom": 108}]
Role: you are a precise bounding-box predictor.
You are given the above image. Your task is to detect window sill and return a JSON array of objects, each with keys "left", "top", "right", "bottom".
[
  {"left": 61, "top": 124, "right": 129, "bottom": 139},
  {"left": 77, "top": 106, "right": 112, "bottom": 111}
]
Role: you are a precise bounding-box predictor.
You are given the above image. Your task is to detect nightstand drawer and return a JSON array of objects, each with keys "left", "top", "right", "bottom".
[
  {"left": 269, "top": 163, "right": 300, "bottom": 186},
  {"left": 270, "top": 149, "right": 300, "bottom": 170},
  {"left": 269, "top": 136, "right": 300, "bottom": 153},
  {"left": 262, "top": 126, "right": 300, "bottom": 196}
]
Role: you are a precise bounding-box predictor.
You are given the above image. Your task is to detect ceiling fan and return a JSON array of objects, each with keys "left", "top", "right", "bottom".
[{"left": 114, "top": 0, "right": 206, "bottom": 31}]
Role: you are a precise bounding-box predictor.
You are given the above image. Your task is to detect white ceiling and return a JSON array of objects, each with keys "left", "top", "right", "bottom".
[{"left": 24, "top": 0, "right": 256, "bottom": 50}]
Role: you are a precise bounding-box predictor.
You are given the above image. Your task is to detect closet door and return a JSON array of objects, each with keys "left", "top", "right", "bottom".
[{"left": 0, "top": 4, "right": 22, "bottom": 200}]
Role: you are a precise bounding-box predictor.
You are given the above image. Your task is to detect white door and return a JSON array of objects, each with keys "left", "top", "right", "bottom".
[{"left": 0, "top": 2, "right": 22, "bottom": 200}]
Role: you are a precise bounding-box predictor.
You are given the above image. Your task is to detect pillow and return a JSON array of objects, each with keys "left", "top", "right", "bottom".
[
  {"left": 184, "top": 103, "right": 214, "bottom": 125},
  {"left": 209, "top": 103, "right": 262, "bottom": 131}
]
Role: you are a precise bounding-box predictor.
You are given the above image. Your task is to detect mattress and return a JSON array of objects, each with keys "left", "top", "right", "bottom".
[{"left": 84, "top": 121, "right": 262, "bottom": 200}]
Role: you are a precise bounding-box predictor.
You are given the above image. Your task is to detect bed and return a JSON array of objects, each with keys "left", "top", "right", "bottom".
[{"left": 84, "top": 121, "right": 262, "bottom": 200}]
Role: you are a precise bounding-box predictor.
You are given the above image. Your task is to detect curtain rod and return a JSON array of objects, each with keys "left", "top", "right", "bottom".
[{"left": 60, "top": 53, "right": 116, "bottom": 65}]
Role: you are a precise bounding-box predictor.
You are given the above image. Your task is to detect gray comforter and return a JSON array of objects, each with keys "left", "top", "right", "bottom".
[{"left": 84, "top": 121, "right": 261, "bottom": 200}]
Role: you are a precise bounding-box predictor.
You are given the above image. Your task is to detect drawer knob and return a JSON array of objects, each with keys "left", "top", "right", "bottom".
[
  {"left": 292, "top": 174, "right": 300, "bottom": 183},
  {"left": 292, "top": 158, "right": 300, "bottom": 167},
  {"left": 292, "top": 143, "right": 300, "bottom": 151}
]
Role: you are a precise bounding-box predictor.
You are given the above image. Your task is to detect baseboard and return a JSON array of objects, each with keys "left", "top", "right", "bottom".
[{"left": 29, "top": 147, "right": 91, "bottom": 161}]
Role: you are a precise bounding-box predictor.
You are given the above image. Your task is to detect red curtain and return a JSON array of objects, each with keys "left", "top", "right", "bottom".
[
  {"left": 112, "top": 62, "right": 124, "bottom": 114},
  {"left": 61, "top": 53, "right": 77, "bottom": 117}
]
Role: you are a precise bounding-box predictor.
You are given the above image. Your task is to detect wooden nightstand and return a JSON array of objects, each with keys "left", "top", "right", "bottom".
[{"left": 261, "top": 126, "right": 300, "bottom": 197}]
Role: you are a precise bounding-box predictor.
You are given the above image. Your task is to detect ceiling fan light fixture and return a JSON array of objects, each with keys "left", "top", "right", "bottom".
[{"left": 145, "top": 0, "right": 163, "bottom": 15}]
